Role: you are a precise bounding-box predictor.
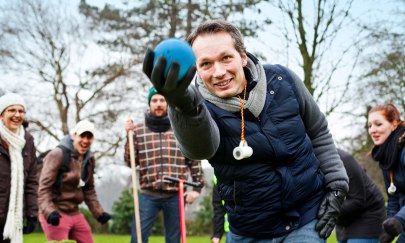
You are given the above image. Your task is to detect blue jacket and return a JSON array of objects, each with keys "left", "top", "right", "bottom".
[
  {"left": 168, "top": 55, "right": 348, "bottom": 239},
  {"left": 384, "top": 147, "right": 405, "bottom": 226},
  {"left": 206, "top": 64, "right": 324, "bottom": 237}
]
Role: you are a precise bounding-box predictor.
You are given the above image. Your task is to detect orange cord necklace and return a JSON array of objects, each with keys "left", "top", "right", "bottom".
[
  {"left": 233, "top": 82, "right": 253, "bottom": 160},
  {"left": 237, "top": 82, "right": 247, "bottom": 143}
]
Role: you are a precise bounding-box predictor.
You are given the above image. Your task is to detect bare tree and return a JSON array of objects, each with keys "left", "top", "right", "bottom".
[
  {"left": 357, "top": 27, "right": 405, "bottom": 113},
  {"left": 346, "top": 0, "right": 405, "bottom": 151},
  {"left": 0, "top": 0, "right": 148, "bottom": 160},
  {"left": 79, "top": 0, "right": 269, "bottom": 54},
  {"left": 341, "top": 0, "right": 404, "bottom": 195},
  {"left": 272, "top": 0, "right": 359, "bottom": 116}
]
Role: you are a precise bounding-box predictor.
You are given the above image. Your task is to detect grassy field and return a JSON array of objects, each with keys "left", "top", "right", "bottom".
[
  {"left": 25, "top": 233, "right": 220, "bottom": 243},
  {"left": 25, "top": 232, "right": 338, "bottom": 243}
]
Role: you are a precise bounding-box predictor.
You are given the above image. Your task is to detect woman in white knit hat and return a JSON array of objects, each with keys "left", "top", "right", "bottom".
[{"left": 0, "top": 93, "right": 38, "bottom": 243}]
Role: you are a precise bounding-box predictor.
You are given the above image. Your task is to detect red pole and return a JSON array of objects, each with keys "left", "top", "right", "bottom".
[
  {"left": 163, "top": 175, "right": 201, "bottom": 243},
  {"left": 178, "top": 179, "right": 186, "bottom": 243}
]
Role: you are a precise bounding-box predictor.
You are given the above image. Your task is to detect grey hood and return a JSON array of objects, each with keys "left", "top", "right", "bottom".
[{"left": 59, "top": 135, "right": 92, "bottom": 180}]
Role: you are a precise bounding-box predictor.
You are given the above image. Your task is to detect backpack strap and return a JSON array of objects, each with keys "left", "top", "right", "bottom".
[{"left": 54, "top": 145, "right": 71, "bottom": 189}]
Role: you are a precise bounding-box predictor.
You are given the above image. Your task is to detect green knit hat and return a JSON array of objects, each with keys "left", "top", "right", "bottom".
[{"left": 147, "top": 86, "right": 160, "bottom": 106}]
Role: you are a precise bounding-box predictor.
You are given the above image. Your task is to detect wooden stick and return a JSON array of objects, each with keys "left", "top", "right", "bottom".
[{"left": 128, "top": 129, "right": 142, "bottom": 243}]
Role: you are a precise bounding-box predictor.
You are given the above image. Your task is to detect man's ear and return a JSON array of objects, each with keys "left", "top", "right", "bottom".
[{"left": 241, "top": 53, "right": 248, "bottom": 67}]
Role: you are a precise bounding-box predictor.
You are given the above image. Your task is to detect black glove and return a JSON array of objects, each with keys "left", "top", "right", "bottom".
[
  {"left": 47, "top": 211, "right": 62, "bottom": 226},
  {"left": 23, "top": 216, "right": 37, "bottom": 234},
  {"left": 383, "top": 217, "right": 403, "bottom": 237},
  {"left": 315, "top": 189, "right": 347, "bottom": 239},
  {"left": 97, "top": 212, "right": 111, "bottom": 224},
  {"left": 379, "top": 230, "right": 396, "bottom": 243},
  {"left": 143, "top": 48, "right": 202, "bottom": 114}
]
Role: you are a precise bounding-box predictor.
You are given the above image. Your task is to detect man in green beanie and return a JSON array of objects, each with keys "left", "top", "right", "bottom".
[
  {"left": 147, "top": 86, "right": 159, "bottom": 106},
  {"left": 124, "top": 86, "right": 205, "bottom": 243}
]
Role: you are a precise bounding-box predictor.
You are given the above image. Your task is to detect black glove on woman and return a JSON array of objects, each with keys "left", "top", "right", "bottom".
[
  {"left": 379, "top": 230, "right": 395, "bottom": 243},
  {"left": 143, "top": 48, "right": 202, "bottom": 115},
  {"left": 380, "top": 218, "right": 404, "bottom": 242},
  {"left": 315, "top": 189, "right": 347, "bottom": 238}
]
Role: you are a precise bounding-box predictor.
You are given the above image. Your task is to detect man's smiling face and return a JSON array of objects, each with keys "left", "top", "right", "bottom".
[
  {"left": 72, "top": 132, "right": 93, "bottom": 155},
  {"left": 192, "top": 32, "right": 247, "bottom": 98}
]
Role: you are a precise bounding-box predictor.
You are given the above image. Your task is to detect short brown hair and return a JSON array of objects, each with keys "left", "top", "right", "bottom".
[{"left": 186, "top": 19, "right": 246, "bottom": 55}]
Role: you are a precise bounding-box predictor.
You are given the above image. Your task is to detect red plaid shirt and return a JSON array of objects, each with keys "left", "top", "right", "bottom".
[{"left": 125, "top": 122, "right": 204, "bottom": 193}]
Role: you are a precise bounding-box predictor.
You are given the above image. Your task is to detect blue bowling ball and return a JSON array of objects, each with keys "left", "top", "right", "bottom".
[{"left": 153, "top": 38, "right": 196, "bottom": 81}]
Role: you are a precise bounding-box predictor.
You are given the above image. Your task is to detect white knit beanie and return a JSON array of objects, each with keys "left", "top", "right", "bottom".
[{"left": 0, "top": 93, "right": 26, "bottom": 115}]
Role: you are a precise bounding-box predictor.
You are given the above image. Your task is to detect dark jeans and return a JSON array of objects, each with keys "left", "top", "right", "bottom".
[
  {"left": 228, "top": 220, "right": 324, "bottom": 243},
  {"left": 131, "top": 193, "right": 180, "bottom": 243}
]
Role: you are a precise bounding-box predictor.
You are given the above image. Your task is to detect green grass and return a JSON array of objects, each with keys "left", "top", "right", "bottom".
[
  {"left": 25, "top": 232, "right": 338, "bottom": 243},
  {"left": 25, "top": 233, "right": 128, "bottom": 243},
  {"left": 25, "top": 233, "right": 220, "bottom": 243}
]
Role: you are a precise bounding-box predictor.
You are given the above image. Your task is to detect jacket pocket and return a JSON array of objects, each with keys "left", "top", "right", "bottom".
[{"left": 276, "top": 164, "right": 324, "bottom": 209}]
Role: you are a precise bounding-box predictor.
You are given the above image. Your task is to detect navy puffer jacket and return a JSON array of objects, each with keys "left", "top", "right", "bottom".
[{"left": 206, "top": 64, "right": 325, "bottom": 238}]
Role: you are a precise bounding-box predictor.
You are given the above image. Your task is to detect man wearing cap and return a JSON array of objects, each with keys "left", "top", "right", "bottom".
[
  {"left": 124, "top": 86, "right": 205, "bottom": 243},
  {"left": 0, "top": 93, "right": 38, "bottom": 243},
  {"left": 38, "top": 120, "right": 111, "bottom": 243}
]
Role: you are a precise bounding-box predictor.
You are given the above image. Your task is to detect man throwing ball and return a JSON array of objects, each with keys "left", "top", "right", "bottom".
[{"left": 143, "top": 20, "right": 348, "bottom": 242}]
